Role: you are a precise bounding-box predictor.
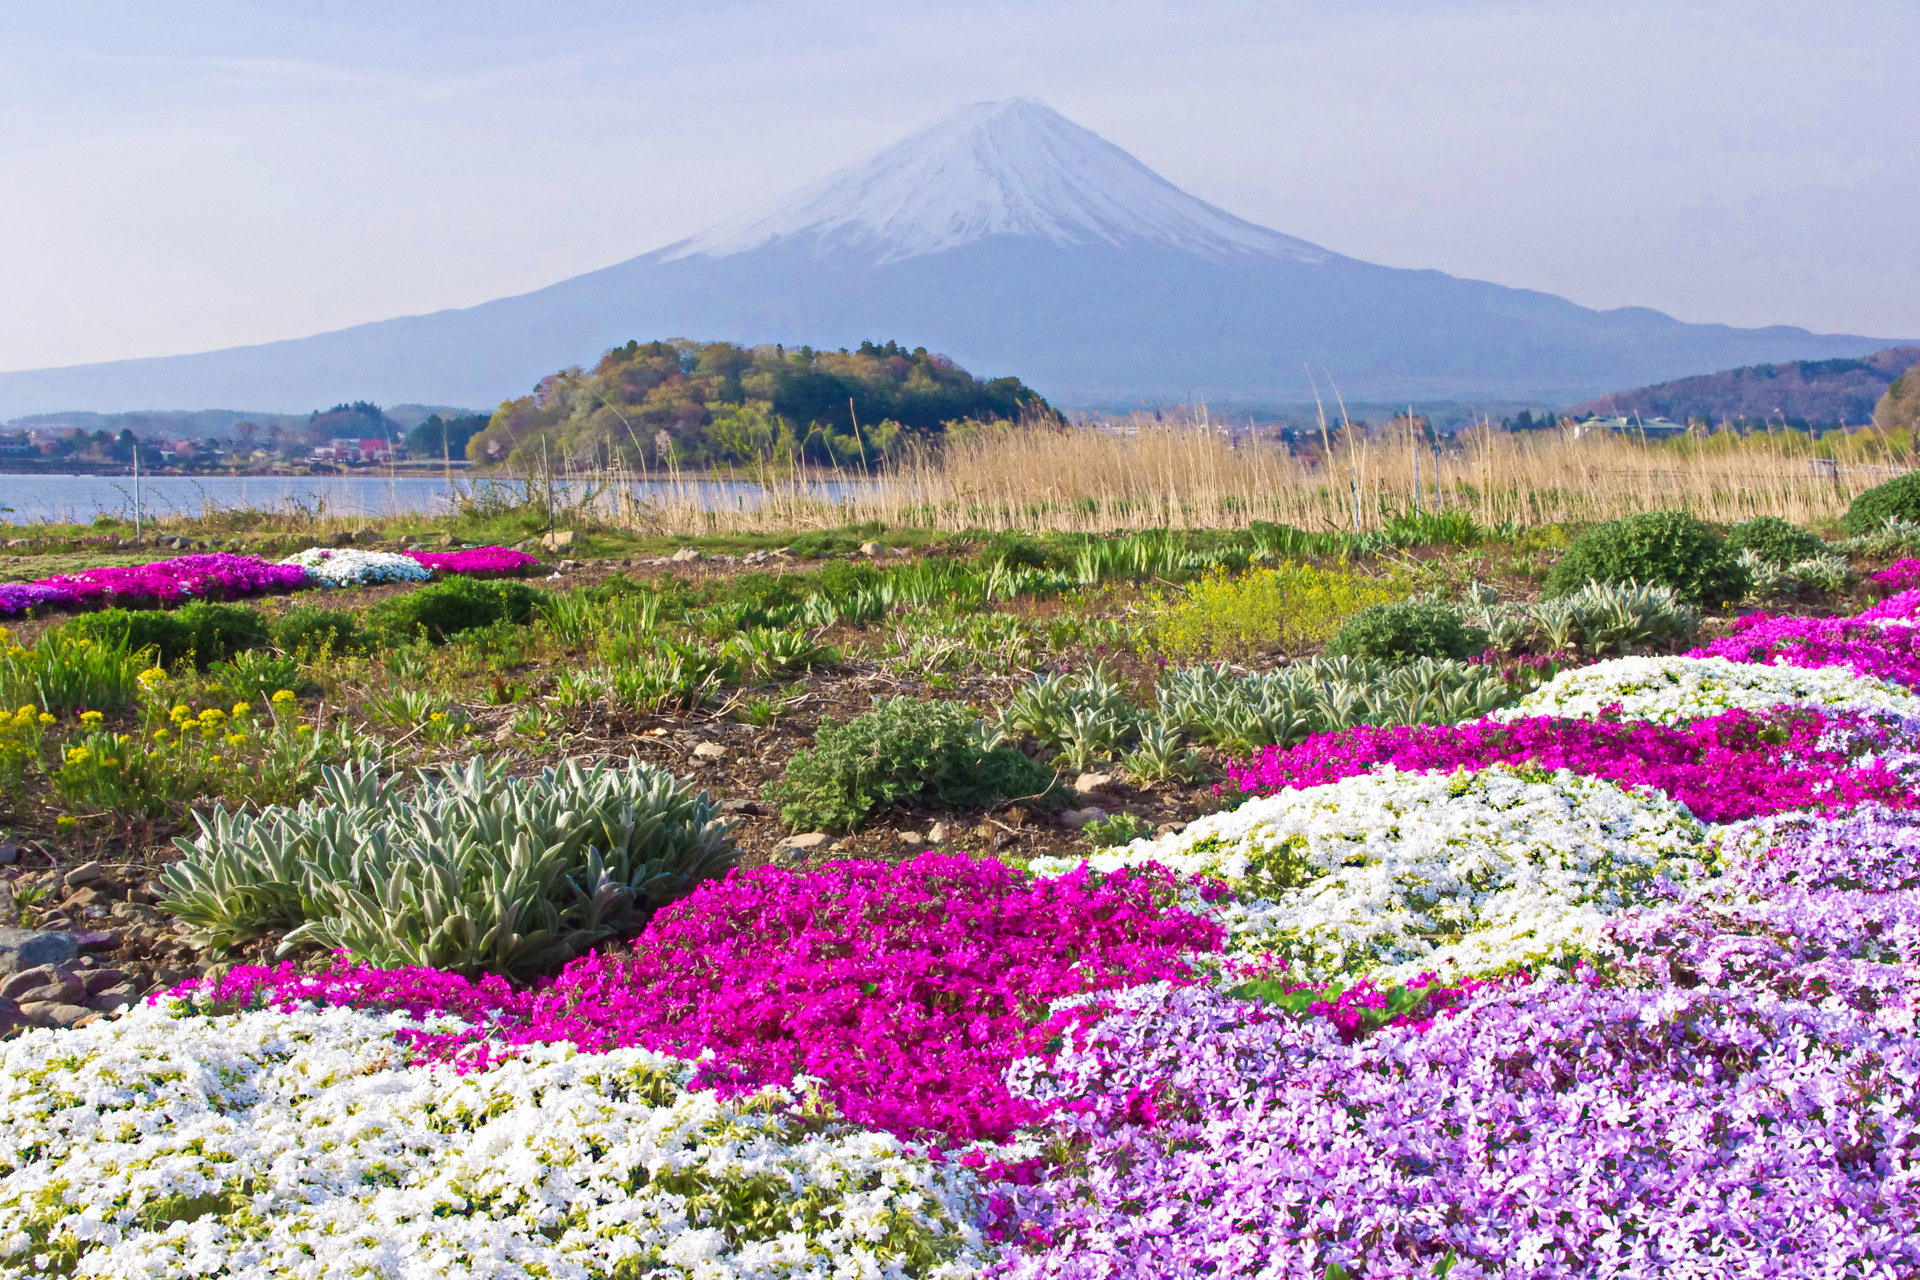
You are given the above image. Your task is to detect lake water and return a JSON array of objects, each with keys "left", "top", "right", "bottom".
[{"left": 0, "top": 473, "right": 857, "bottom": 525}]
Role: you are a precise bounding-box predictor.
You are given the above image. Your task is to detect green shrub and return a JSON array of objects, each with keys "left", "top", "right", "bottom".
[
  {"left": 1471, "top": 581, "right": 1699, "bottom": 656},
  {"left": 1156, "top": 656, "right": 1514, "bottom": 753},
  {"left": 1324, "top": 601, "right": 1488, "bottom": 662},
  {"left": 272, "top": 606, "right": 367, "bottom": 658},
  {"left": 978, "top": 533, "right": 1057, "bottom": 571},
  {"left": 174, "top": 602, "right": 272, "bottom": 665},
  {"left": 370, "top": 576, "right": 545, "bottom": 644},
  {"left": 1543, "top": 510, "right": 1748, "bottom": 606},
  {"left": 158, "top": 756, "right": 736, "bottom": 977},
  {"left": 1842, "top": 470, "right": 1920, "bottom": 537},
  {"left": 61, "top": 609, "right": 192, "bottom": 666},
  {"left": 1726, "top": 515, "right": 1825, "bottom": 566},
  {"left": 769, "top": 697, "right": 1057, "bottom": 833},
  {"left": 0, "top": 630, "right": 147, "bottom": 712},
  {"left": 998, "top": 667, "right": 1145, "bottom": 769},
  {"left": 1154, "top": 565, "right": 1407, "bottom": 660}
]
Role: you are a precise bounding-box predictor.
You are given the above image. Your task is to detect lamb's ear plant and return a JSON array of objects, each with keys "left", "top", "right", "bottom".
[{"left": 158, "top": 754, "right": 736, "bottom": 978}]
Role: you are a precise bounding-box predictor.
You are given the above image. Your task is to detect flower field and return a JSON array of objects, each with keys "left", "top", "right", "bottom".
[
  {"left": 0, "top": 545, "right": 537, "bottom": 614},
  {"left": 1, "top": 514, "right": 1918, "bottom": 1277}
]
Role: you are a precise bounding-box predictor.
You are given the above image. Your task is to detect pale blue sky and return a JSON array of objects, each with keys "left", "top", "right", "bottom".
[{"left": 2, "top": 0, "right": 1915, "bottom": 372}]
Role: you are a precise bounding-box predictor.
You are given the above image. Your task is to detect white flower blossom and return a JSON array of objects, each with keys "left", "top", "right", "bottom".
[
  {"left": 1031, "top": 765, "right": 1707, "bottom": 982},
  {"left": 0, "top": 1003, "right": 989, "bottom": 1279},
  {"left": 279, "top": 547, "right": 432, "bottom": 587}
]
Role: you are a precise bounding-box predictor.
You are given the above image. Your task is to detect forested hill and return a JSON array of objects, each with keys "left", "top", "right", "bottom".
[
  {"left": 1567, "top": 345, "right": 1920, "bottom": 428},
  {"left": 470, "top": 339, "right": 1059, "bottom": 470}
]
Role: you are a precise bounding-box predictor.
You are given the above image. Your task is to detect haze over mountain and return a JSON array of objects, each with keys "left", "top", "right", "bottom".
[{"left": 0, "top": 99, "right": 1900, "bottom": 418}]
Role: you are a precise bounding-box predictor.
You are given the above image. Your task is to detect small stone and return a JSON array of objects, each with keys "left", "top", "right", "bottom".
[
  {"left": 20, "top": 1001, "right": 94, "bottom": 1028},
  {"left": 1073, "top": 772, "right": 1114, "bottom": 796},
  {"left": 775, "top": 832, "right": 830, "bottom": 859},
  {"left": 72, "top": 930, "right": 117, "bottom": 951},
  {"left": 0, "top": 842, "right": 18, "bottom": 865},
  {"left": 540, "top": 529, "right": 576, "bottom": 551},
  {"left": 926, "top": 821, "right": 950, "bottom": 844},
  {"left": 1058, "top": 806, "right": 1107, "bottom": 830},
  {"left": 88, "top": 985, "right": 139, "bottom": 1013},
  {"left": 668, "top": 547, "right": 700, "bottom": 564},
  {"left": 690, "top": 742, "right": 727, "bottom": 761},
  {"left": 0, "top": 928, "right": 79, "bottom": 977},
  {"left": 896, "top": 830, "right": 923, "bottom": 845},
  {"left": 64, "top": 886, "right": 103, "bottom": 909},
  {"left": 858, "top": 541, "right": 882, "bottom": 557},
  {"left": 742, "top": 550, "right": 770, "bottom": 565},
  {"left": 64, "top": 861, "right": 104, "bottom": 887}
]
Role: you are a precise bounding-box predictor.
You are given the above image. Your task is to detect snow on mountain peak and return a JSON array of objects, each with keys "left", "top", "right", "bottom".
[{"left": 666, "top": 99, "right": 1332, "bottom": 265}]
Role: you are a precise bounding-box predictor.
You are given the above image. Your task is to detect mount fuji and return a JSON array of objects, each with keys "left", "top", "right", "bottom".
[{"left": 0, "top": 99, "right": 1897, "bottom": 417}]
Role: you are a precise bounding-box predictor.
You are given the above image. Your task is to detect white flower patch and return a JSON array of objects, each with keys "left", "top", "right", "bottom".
[
  {"left": 1494, "top": 654, "right": 1920, "bottom": 725},
  {"left": 1031, "top": 765, "right": 1707, "bottom": 982},
  {"left": 280, "top": 547, "right": 432, "bottom": 587},
  {"left": 0, "top": 1002, "right": 989, "bottom": 1279}
]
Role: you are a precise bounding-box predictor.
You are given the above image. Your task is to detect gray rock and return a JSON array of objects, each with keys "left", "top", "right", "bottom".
[
  {"left": 20, "top": 1001, "right": 94, "bottom": 1029},
  {"left": 540, "top": 529, "right": 576, "bottom": 551},
  {"left": 81, "top": 968, "right": 128, "bottom": 996},
  {"left": 776, "top": 832, "right": 831, "bottom": 853},
  {"left": 1073, "top": 772, "right": 1114, "bottom": 795},
  {"left": 1057, "top": 806, "right": 1107, "bottom": 830},
  {"left": 63, "top": 861, "right": 105, "bottom": 888},
  {"left": 668, "top": 547, "right": 701, "bottom": 564},
  {"left": 859, "top": 541, "right": 883, "bottom": 556},
  {"left": 0, "top": 965, "right": 63, "bottom": 1000},
  {"left": 926, "top": 821, "right": 950, "bottom": 844},
  {"left": 0, "top": 929, "right": 79, "bottom": 977}
]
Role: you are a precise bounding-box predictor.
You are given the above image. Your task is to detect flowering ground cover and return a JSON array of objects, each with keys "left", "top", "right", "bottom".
[
  {"left": 278, "top": 545, "right": 433, "bottom": 586},
  {"left": 0, "top": 545, "right": 538, "bottom": 614},
  {"left": 4, "top": 521, "right": 1920, "bottom": 1277},
  {"left": 1499, "top": 652, "right": 1920, "bottom": 723},
  {"left": 0, "top": 552, "right": 311, "bottom": 614},
  {"left": 1224, "top": 707, "right": 1920, "bottom": 822},
  {"left": 406, "top": 545, "right": 540, "bottom": 574}
]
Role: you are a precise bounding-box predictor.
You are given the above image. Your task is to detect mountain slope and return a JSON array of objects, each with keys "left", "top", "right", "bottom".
[
  {"left": 1567, "top": 346, "right": 1920, "bottom": 425},
  {"left": 0, "top": 100, "right": 1901, "bottom": 416}
]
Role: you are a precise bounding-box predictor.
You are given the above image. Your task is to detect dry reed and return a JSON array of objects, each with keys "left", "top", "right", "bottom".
[{"left": 597, "top": 422, "right": 1892, "bottom": 536}]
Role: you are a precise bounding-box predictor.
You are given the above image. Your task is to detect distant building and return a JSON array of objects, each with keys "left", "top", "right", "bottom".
[{"left": 1570, "top": 415, "right": 1691, "bottom": 440}]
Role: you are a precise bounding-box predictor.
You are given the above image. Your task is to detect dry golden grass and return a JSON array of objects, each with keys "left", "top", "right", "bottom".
[{"left": 607, "top": 421, "right": 1890, "bottom": 536}]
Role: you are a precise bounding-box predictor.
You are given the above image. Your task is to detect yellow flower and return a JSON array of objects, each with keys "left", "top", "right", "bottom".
[
  {"left": 137, "top": 667, "right": 166, "bottom": 685},
  {"left": 172, "top": 703, "right": 193, "bottom": 719},
  {"left": 65, "top": 747, "right": 91, "bottom": 764},
  {"left": 227, "top": 732, "right": 247, "bottom": 747},
  {"left": 231, "top": 701, "right": 252, "bottom": 717},
  {"left": 271, "top": 690, "right": 297, "bottom": 706},
  {"left": 115, "top": 734, "right": 130, "bottom": 745},
  {"left": 295, "top": 725, "right": 313, "bottom": 736},
  {"left": 198, "top": 708, "right": 226, "bottom": 724},
  {"left": 78, "top": 710, "right": 104, "bottom": 727},
  {"left": 55, "top": 815, "right": 76, "bottom": 832},
  {"left": 16, "top": 704, "right": 34, "bottom": 718},
  {"left": 152, "top": 728, "right": 170, "bottom": 741},
  {"left": 36, "top": 713, "right": 54, "bottom": 726},
  {"left": 429, "top": 712, "right": 447, "bottom": 724}
]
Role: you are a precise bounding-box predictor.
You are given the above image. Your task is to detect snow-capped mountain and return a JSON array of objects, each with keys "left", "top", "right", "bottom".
[
  {"left": 0, "top": 99, "right": 1897, "bottom": 417},
  {"left": 669, "top": 99, "right": 1329, "bottom": 265}
]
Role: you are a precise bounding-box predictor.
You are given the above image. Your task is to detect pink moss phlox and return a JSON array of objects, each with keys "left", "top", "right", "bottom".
[
  {"left": 200, "top": 854, "right": 1224, "bottom": 1145},
  {"left": 1871, "top": 560, "right": 1920, "bottom": 591},
  {"left": 1690, "top": 594, "right": 1920, "bottom": 687},
  {"left": 1225, "top": 708, "right": 1916, "bottom": 823},
  {"left": 405, "top": 546, "right": 539, "bottom": 574},
  {"left": 15, "top": 552, "right": 310, "bottom": 613}
]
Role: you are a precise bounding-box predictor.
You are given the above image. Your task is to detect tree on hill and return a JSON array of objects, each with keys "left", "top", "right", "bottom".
[
  {"left": 1876, "top": 366, "right": 1920, "bottom": 435},
  {"left": 467, "top": 339, "right": 1060, "bottom": 470},
  {"left": 405, "top": 413, "right": 490, "bottom": 462}
]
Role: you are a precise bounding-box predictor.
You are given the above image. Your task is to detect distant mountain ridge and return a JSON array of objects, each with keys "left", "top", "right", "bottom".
[
  {"left": 0, "top": 99, "right": 1903, "bottom": 417},
  {"left": 1567, "top": 346, "right": 1920, "bottom": 426}
]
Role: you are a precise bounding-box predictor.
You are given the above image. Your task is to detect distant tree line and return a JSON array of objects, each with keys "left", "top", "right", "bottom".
[{"left": 467, "top": 339, "right": 1060, "bottom": 471}]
